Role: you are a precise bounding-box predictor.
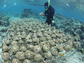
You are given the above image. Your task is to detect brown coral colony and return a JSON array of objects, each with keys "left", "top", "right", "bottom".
[{"left": 2, "top": 18, "right": 78, "bottom": 63}]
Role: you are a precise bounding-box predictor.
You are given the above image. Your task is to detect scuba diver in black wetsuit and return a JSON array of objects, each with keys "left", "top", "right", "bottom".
[{"left": 40, "top": 2, "right": 55, "bottom": 25}]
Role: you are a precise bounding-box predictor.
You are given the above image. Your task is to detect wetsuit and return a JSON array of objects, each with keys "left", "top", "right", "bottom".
[{"left": 44, "top": 6, "right": 55, "bottom": 25}]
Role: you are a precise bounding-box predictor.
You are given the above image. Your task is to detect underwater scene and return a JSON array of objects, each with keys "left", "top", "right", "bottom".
[{"left": 0, "top": 0, "right": 84, "bottom": 63}]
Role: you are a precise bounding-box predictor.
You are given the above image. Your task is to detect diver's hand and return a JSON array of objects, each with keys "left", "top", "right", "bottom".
[
  {"left": 40, "top": 12, "right": 45, "bottom": 16},
  {"left": 52, "top": 20, "right": 55, "bottom": 24}
]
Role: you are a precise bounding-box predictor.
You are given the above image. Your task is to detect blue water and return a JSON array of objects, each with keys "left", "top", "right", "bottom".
[{"left": 0, "top": 0, "right": 84, "bottom": 22}]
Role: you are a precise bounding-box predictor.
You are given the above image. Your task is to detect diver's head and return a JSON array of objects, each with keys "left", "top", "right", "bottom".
[
  {"left": 44, "top": 2, "right": 50, "bottom": 10},
  {"left": 44, "top": 2, "right": 48, "bottom": 6}
]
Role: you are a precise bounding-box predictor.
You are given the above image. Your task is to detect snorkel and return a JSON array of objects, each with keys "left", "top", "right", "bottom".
[
  {"left": 45, "top": 0, "right": 50, "bottom": 11},
  {"left": 27, "top": 0, "right": 50, "bottom": 11},
  {"left": 48, "top": 0, "right": 50, "bottom": 7}
]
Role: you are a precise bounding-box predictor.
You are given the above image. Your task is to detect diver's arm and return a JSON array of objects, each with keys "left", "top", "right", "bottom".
[{"left": 44, "top": 11, "right": 47, "bottom": 16}]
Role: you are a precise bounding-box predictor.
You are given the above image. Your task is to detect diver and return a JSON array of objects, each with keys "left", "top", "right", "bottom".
[{"left": 40, "top": 1, "right": 55, "bottom": 26}]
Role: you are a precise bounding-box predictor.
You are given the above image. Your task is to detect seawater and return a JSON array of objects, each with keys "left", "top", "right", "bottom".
[{"left": 0, "top": 0, "right": 84, "bottom": 21}]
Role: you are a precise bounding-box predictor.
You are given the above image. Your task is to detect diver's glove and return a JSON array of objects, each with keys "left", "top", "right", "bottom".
[
  {"left": 51, "top": 20, "right": 55, "bottom": 26},
  {"left": 40, "top": 12, "right": 45, "bottom": 16},
  {"left": 52, "top": 20, "right": 55, "bottom": 24}
]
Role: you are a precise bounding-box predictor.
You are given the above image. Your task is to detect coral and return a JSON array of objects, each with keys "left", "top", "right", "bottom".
[
  {"left": 0, "top": 26, "right": 8, "bottom": 32},
  {"left": 33, "top": 45, "right": 41, "bottom": 53},
  {"left": 81, "top": 24, "right": 84, "bottom": 32},
  {"left": 42, "top": 44, "right": 50, "bottom": 52},
  {"left": 64, "top": 45, "right": 72, "bottom": 52},
  {"left": 44, "top": 51, "right": 52, "bottom": 59},
  {"left": 5, "top": 40, "right": 11, "bottom": 46},
  {"left": 12, "top": 58, "right": 20, "bottom": 63},
  {"left": 25, "top": 50, "right": 34, "bottom": 59},
  {"left": 56, "top": 44, "right": 64, "bottom": 52},
  {"left": 27, "top": 44, "right": 34, "bottom": 51},
  {"left": 2, "top": 52, "right": 10, "bottom": 61},
  {"left": 0, "top": 13, "right": 10, "bottom": 26},
  {"left": 23, "top": 59, "right": 31, "bottom": 63},
  {"left": 16, "top": 52, "right": 25, "bottom": 60},
  {"left": 51, "top": 49, "right": 58, "bottom": 56},
  {"left": 11, "top": 44, "right": 20, "bottom": 53},
  {"left": 2, "top": 45, "right": 9, "bottom": 52},
  {"left": 1, "top": 18, "right": 78, "bottom": 63},
  {"left": 20, "top": 45, "right": 27, "bottom": 52},
  {"left": 34, "top": 54, "right": 42, "bottom": 62},
  {"left": 21, "top": 9, "right": 32, "bottom": 18},
  {"left": 4, "top": 60, "right": 11, "bottom": 63},
  {"left": 11, "top": 41, "right": 18, "bottom": 45}
]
